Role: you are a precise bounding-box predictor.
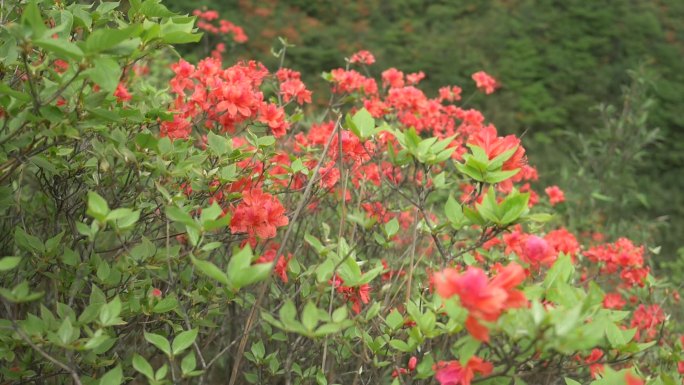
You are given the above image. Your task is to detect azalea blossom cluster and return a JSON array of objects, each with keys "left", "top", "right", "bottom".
[
  {"left": 193, "top": 8, "right": 248, "bottom": 43},
  {"left": 483, "top": 225, "right": 580, "bottom": 270},
  {"left": 433, "top": 357, "right": 493, "bottom": 385},
  {"left": 164, "top": 57, "right": 309, "bottom": 139},
  {"left": 434, "top": 263, "right": 527, "bottom": 342},
  {"left": 585, "top": 237, "right": 650, "bottom": 287}
]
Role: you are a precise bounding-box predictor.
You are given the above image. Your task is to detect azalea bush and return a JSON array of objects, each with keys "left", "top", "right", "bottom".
[{"left": 0, "top": 2, "right": 683, "bottom": 385}]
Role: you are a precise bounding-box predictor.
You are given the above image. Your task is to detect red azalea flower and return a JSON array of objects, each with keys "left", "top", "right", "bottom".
[
  {"left": 433, "top": 357, "right": 493, "bottom": 385},
  {"left": 151, "top": 288, "right": 162, "bottom": 298},
  {"left": 545, "top": 185, "right": 565, "bottom": 205},
  {"left": 603, "top": 293, "right": 626, "bottom": 309},
  {"left": 434, "top": 263, "right": 527, "bottom": 341},
  {"left": 350, "top": 50, "right": 376, "bottom": 65},
  {"left": 471, "top": 71, "right": 498, "bottom": 94},
  {"left": 522, "top": 235, "right": 556, "bottom": 269},
  {"left": 230, "top": 189, "right": 289, "bottom": 246},
  {"left": 114, "top": 83, "right": 132, "bottom": 102}
]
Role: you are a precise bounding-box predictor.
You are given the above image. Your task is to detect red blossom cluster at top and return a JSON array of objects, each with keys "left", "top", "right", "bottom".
[
  {"left": 434, "top": 263, "right": 528, "bottom": 341},
  {"left": 193, "top": 8, "right": 248, "bottom": 43},
  {"left": 471, "top": 71, "right": 498, "bottom": 94},
  {"left": 164, "top": 57, "right": 312, "bottom": 139},
  {"left": 544, "top": 185, "right": 565, "bottom": 205},
  {"left": 349, "top": 50, "right": 376, "bottom": 65}
]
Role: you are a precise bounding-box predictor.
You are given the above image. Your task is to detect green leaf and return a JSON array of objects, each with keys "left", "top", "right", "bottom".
[
  {"left": 554, "top": 304, "right": 582, "bottom": 337},
  {"left": 87, "top": 191, "right": 110, "bottom": 222},
  {"left": 278, "top": 300, "right": 300, "bottom": 331},
  {"left": 57, "top": 318, "right": 75, "bottom": 344},
  {"left": 144, "top": 332, "right": 171, "bottom": 356},
  {"left": 332, "top": 306, "right": 348, "bottom": 323},
  {"left": 487, "top": 146, "right": 518, "bottom": 171},
  {"left": 99, "top": 296, "right": 125, "bottom": 326},
  {"left": 139, "top": 0, "right": 176, "bottom": 18},
  {"left": 34, "top": 38, "right": 84, "bottom": 60},
  {"left": 207, "top": 131, "right": 230, "bottom": 156},
  {"left": 84, "top": 332, "right": 110, "bottom": 350},
  {"left": 22, "top": 0, "right": 47, "bottom": 38},
  {"left": 85, "top": 26, "right": 141, "bottom": 53},
  {"left": 499, "top": 191, "right": 530, "bottom": 224},
  {"left": 236, "top": 263, "right": 272, "bottom": 290},
  {"left": 99, "top": 365, "right": 123, "bottom": 385},
  {"left": 315, "top": 258, "right": 335, "bottom": 283},
  {"left": 96, "top": 2, "right": 121, "bottom": 14},
  {"left": 257, "top": 135, "right": 275, "bottom": 147},
  {"left": 251, "top": 341, "right": 265, "bottom": 359},
  {"left": 152, "top": 296, "right": 178, "bottom": 313},
  {"left": 337, "top": 257, "right": 362, "bottom": 286},
  {"left": 564, "top": 378, "right": 581, "bottom": 385},
  {"left": 0, "top": 36, "right": 18, "bottom": 65},
  {"left": 226, "top": 245, "right": 273, "bottom": 290},
  {"left": 200, "top": 202, "right": 223, "bottom": 224},
  {"left": 476, "top": 188, "right": 500, "bottom": 224},
  {"left": 133, "top": 354, "right": 154, "bottom": 380},
  {"left": 544, "top": 254, "right": 574, "bottom": 289},
  {"left": 445, "top": 195, "right": 467, "bottom": 229},
  {"left": 166, "top": 206, "right": 195, "bottom": 227},
  {"left": 484, "top": 169, "right": 520, "bottom": 184},
  {"left": 0, "top": 256, "right": 21, "bottom": 271},
  {"left": 191, "top": 256, "right": 229, "bottom": 285},
  {"left": 172, "top": 328, "right": 198, "bottom": 356},
  {"left": 351, "top": 108, "right": 375, "bottom": 138},
  {"left": 301, "top": 302, "right": 319, "bottom": 331},
  {"left": 86, "top": 57, "right": 122, "bottom": 94},
  {"left": 457, "top": 336, "right": 481, "bottom": 365},
  {"left": 384, "top": 218, "right": 400, "bottom": 238},
  {"left": 389, "top": 339, "right": 410, "bottom": 352},
  {"left": 181, "top": 352, "right": 197, "bottom": 374},
  {"left": 385, "top": 309, "right": 404, "bottom": 330}
]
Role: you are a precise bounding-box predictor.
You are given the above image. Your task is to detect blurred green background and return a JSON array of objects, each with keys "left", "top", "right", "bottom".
[{"left": 164, "top": 0, "right": 684, "bottom": 271}]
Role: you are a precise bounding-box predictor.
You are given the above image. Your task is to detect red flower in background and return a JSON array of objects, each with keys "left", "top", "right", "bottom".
[
  {"left": 471, "top": 71, "right": 498, "bottom": 94},
  {"left": 545, "top": 185, "right": 565, "bottom": 205},
  {"left": 350, "top": 50, "right": 376, "bottom": 65},
  {"left": 114, "top": 83, "right": 132, "bottom": 102},
  {"left": 544, "top": 228, "right": 580, "bottom": 259}
]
